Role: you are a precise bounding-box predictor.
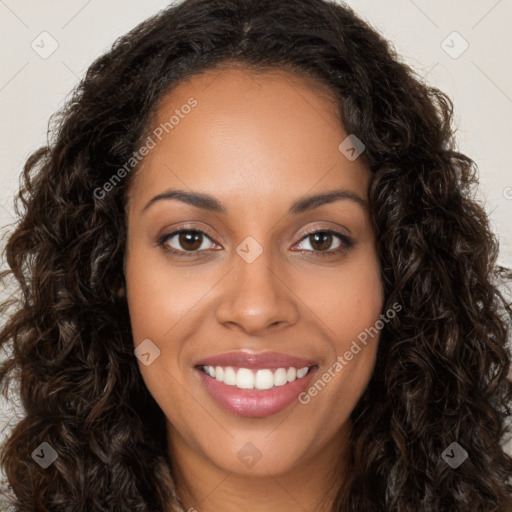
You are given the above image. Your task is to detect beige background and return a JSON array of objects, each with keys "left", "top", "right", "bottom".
[{"left": 1, "top": 0, "right": 511, "bottom": 477}]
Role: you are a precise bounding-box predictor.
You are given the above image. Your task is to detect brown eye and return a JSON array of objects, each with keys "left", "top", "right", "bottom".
[
  {"left": 178, "top": 231, "right": 203, "bottom": 251},
  {"left": 158, "top": 229, "right": 217, "bottom": 254},
  {"left": 308, "top": 232, "right": 333, "bottom": 251},
  {"left": 293, "top": 229, "right": 353, "bottom": 257}
]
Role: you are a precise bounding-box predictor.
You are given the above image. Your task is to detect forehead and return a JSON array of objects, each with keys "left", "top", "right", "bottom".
[{"left": 127, "top": 66, "right": 370, "bottom": 209}]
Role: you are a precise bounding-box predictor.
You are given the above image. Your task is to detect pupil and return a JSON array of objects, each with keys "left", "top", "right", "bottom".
[
  {"left": 180, "top": 231, "right": 202, "bottom": 251},
  {"left": 311, "top": 232, "right": 331, "bottom": 251}
]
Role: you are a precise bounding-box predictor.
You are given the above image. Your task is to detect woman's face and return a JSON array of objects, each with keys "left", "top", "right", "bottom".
[{"left": 124, "top": 67, "right": 384, "bottom": 477}]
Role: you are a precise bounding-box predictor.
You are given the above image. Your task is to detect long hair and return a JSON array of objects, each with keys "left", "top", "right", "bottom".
[{"left": 1, "top": 0, "right": 511, "bottom": 510}]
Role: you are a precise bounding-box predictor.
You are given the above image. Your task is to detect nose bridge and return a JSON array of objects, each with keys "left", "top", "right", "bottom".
[
  {"left": 235, "top": 237, "right": 276, "bottom": 291},
  {"left": 215, "top": 235, "right": 299, "bottom": 333}
]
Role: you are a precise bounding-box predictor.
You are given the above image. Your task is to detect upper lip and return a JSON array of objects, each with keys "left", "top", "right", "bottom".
[{"left": 194, "top": 351, "right": 317, "bottom": 370}]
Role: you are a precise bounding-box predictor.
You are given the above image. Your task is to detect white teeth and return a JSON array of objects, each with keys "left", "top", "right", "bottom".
[
  {"left": 202, "top": 365, "right": 311, "bottom": 390},
  {"left": 236, "top": 368, "right": 254, "bottom": 389},
  {"left": 255, "top": 369, "right": 274, "bottom": 390},
  {"left": 296, "top": 367, "right": 308, "bottom": 378},
  {"left": 273, "top": 368, "right": 288, "bottom": 387},
  {"left": 223, "top": 366, "right": 237, "bottom": 385}
]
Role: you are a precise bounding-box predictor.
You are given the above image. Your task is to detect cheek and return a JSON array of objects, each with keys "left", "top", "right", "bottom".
[
  {"left": 124, "top": 243, "right": 213, "bottom": 342},
  {"left": 124, "top": 246, "right": 216, "bottom": 406},
  {"left": 294, "top": 248, "right": 383, "bottom": 344},
  {"left": 124, "top": 248, "right": 197, "bottom": 425},
  {"left": 334, "top": 262, "right": 383, "bottom": 342},
  {"left": 331, "top": 252, "right": 383, "bottom": 384},
  {"left": 294, "top": 250, "right": 383, "bottom": 410}
]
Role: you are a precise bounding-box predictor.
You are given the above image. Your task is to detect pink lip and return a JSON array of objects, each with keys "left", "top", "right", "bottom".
[
  {"left": 194, "top": 351, "right": 318, "bottom": 418},
  {"left": 194, "top": 350, "right": 317, "bottom": 370}
]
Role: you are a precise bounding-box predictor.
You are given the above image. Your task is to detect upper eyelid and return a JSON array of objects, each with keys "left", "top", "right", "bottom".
[{"left": 159, "top": 226, "right": 217, "bottom": 244}]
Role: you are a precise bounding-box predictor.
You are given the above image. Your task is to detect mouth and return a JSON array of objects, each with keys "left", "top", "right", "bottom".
[
  {"left": 198, "top": 364, "right": 314, "bottom": 389},
  {"left": 193, "top": 351, "right": 319, "bottom": 418}
]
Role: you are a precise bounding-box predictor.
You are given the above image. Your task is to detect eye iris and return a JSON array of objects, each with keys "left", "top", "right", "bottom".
[
  {"left": 179, "top": 231, "right": 203, "bottom": 251},
  {"left": 310, "top": 232, "right": 332, "bottom": 251}
]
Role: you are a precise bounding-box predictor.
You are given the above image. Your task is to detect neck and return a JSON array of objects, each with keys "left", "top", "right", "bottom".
[{"left": 167, "top": 421, "right": 351, "bottom": 512}]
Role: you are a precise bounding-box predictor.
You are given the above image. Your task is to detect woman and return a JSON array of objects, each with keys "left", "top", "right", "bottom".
[{"left": 1, "top": 0, "right": 511, "bottom": 510}]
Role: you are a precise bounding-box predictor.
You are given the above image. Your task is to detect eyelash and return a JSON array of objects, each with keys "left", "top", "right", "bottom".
[{"left": 156, "top": 226, "right": 353, "bottom": 258}]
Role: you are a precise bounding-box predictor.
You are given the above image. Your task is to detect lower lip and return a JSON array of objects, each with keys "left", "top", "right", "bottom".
[{"left": 196, "top": 367, "right": 318, "bottom": 418}]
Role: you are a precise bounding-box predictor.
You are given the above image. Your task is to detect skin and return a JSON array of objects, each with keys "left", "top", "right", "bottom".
[{"left": 124, "top": 66, "right": 384, "bottom": 512}]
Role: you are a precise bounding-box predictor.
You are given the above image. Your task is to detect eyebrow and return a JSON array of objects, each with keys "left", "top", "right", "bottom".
[{"left": 141, "top": 188, "right": 368, "bottom": 215}]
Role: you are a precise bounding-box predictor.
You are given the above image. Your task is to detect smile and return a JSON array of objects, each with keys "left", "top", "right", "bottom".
[
  {"left": 194, "top": 351, "right": 319, "bottom": 418},
  {"left": 200, "top": 365, "right": 312, "bottom": 390}
]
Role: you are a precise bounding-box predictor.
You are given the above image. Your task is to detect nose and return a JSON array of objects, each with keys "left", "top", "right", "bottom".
[{"left": 215, "top": 246, "right": 300, "bottom": 336}]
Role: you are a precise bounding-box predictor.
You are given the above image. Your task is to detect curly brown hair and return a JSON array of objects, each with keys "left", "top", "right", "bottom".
[{"left": 1, "top": 0, "right": 512, "bottom": 510}]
